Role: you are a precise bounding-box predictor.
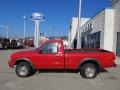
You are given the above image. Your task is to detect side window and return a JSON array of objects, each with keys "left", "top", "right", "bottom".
[{"left": 42, "top": 43, "right": 58, "bottom": 53}]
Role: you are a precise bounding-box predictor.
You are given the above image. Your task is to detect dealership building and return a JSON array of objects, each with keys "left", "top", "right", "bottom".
[{"left": 68, "top": 0, "right": 120, "bottom": 57}]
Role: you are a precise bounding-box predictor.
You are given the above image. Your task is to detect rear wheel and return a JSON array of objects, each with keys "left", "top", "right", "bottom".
[
  {"left": 80, "top": 63, "right": 98, "bottom": 79},
  {"left": 15, "top": 62, "right": 32, "bottom": 77}
]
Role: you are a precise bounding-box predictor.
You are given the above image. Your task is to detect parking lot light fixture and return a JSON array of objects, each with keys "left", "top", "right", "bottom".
[
  {"left": 77, "top": 0, "right": 82, "bottom": 48},
  {"left": 23, "top": 16, "right": 27, "bottom": 43},
  {"left": 6, "top": 26, "right": 9, "bottom": 39}
]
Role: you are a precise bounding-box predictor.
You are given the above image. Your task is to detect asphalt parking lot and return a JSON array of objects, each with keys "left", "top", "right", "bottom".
[{"left": 0, "top": 49, "right": 120, "bottom": 90}]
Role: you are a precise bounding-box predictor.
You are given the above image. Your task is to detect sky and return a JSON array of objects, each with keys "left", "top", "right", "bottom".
[{"left": 0, "top": 0, "right": 111, "bottom": 38}]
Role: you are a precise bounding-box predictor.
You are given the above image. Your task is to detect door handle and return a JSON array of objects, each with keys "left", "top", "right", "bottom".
[{"left": 54, "top": 54, "right": 60, "bottom": 57}]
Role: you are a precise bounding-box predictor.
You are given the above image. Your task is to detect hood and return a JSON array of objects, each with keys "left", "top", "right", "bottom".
[{"left": 11, "top": 49, "right": 38, "bottom": 58}]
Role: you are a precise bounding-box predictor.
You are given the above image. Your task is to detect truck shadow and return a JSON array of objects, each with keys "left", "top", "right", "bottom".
[
  {"left": 34, "top": 69, "right": 119, "bottom": 80},
  {"left": 100, "top": 68, "right": 109, "bottom": 73},
  {"left": 37, "top": 69, "right": 79, "bottom": 73},
  {"left": 36, "top": 68, "right": 109, "bottom": 74}
]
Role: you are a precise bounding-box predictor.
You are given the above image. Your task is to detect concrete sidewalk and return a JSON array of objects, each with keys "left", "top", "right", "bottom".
[{"left": 115, "top": 56, "right": 120, "bottom": 64}]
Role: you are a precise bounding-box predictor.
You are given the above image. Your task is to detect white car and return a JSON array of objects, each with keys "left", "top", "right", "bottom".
[{"left": 17, "top": 42, "right": 24, "bottom": 48}]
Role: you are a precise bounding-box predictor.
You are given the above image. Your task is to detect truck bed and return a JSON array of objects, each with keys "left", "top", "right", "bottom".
[{"left": 65, "top": 49, "right": 109, "bottom": 53}]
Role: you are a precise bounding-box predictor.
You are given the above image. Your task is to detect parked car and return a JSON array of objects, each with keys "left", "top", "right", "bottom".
[
  {"left": 27, "top": 40, "right": 34, "bottom": 47},
  {"left": 8, "top": 40, "right": 116, "bottom": 79},
  {"left": 0, "top": 38, "right": 2, "bottom": 49},
  {"left": 17, "top": 41, "right": 24, "bottom": 48},
  {"left": 9, "top": 39, "right": 17, "bottom": 49},
  {"left": 0, "top": 38, "right": 10, "bottom": 49}
]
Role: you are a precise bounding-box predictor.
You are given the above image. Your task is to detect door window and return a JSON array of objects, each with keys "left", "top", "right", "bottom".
[{"left": 42, "top": 43, "right": 58, "bottom": 53}]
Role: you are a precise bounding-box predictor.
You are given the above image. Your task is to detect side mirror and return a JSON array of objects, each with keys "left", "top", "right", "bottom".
[{"left": 39, "top": 50, "right": 43, "bottom": 53}]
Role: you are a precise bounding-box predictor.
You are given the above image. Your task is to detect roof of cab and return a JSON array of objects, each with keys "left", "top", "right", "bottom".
[{"left": 46, "top": 39, "right": 63, "bottom": 43}]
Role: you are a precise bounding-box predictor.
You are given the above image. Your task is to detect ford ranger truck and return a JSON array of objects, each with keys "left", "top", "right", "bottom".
[{"left": 8, "top": 40, "right": 116, "bottom": 79}]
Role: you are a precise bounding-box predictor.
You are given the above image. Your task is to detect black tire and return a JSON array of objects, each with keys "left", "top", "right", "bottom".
[
  {"left": 15, "top": 62, "right": 32, "bottom": 77},
  {"left": 80, "top": 63, "right": 98, "bottom": 79}
]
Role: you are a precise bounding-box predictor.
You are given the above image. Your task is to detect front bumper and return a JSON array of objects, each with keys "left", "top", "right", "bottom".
[
  {"left": 114, "top": 63, "right": 117, "bottom": 67},
  {"left": 8, "top": 60, "right": 15, "bottom": 68}
]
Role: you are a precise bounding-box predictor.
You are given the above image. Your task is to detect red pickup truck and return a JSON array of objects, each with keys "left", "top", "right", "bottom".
[{"left": 8, "top": 40, "right": 116, "bottom": 79}]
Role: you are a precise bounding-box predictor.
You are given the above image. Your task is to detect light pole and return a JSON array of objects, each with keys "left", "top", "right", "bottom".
[
  {"left": 30, "top": 13, "right": 44, "bottom": 47},
  {"left": 77, "top": 0, "right": 82, "bottom": 48},
  {"left": 6, "top": 26, "right": 9, "bottom": 38},
  {"left": 0, "top": 26, "right": 9, "bottom": 38},
  {"left": 53, "top": 25, "right": 55, "bottom": 38},
  {"left": 23, "top": 16, "right": 27, "bottom": 43}
]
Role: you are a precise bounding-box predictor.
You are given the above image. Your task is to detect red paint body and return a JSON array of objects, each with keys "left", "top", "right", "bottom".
[{"left": 8, "top": 40, "right": 116, "bottom": 70}]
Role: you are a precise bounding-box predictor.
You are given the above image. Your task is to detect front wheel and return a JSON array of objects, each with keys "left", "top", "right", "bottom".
[
  {"left": 80, "top": 63, "right": 98, "bottom": 79},
  {"left": 15, "top": 62, "right": 32, "bottom": 77}
]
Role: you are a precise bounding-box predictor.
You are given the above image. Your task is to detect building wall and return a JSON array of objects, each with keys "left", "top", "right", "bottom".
[
  {"left": 70, "top": 9, "right": 115, "bottom": 52},
  {"left": 68, "top": 0, "right": 120, "bottom": 57},
  {"left": 69, "top": 17, "right": 78, "bottom": 48},
  {"left": 79, "top": 9, "right": 106, "bottom": 49},
  {"left": 104, "top": 9, "right": 114, "bottom": 51},
  {"left": 111, "top": 0, "right": 119, "bottom": 7},
  {"left": 80, "top": 9, "right": 114, "bottom": 51},
  {"left": 112, "top": 0, "right": 120, "bottom": 54},
  {"left": 69, "top": 17, "right": 90, "bottom": 48}
]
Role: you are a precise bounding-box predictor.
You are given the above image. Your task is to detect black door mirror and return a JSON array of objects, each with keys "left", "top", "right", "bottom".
[{"left": 39, "top": 50, "right": 42, "bottom": 53}]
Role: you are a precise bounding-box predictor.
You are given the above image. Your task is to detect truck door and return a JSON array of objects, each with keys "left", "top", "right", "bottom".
[{"left": 37, "top": 42, "right": 64, "bottom": 69}]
